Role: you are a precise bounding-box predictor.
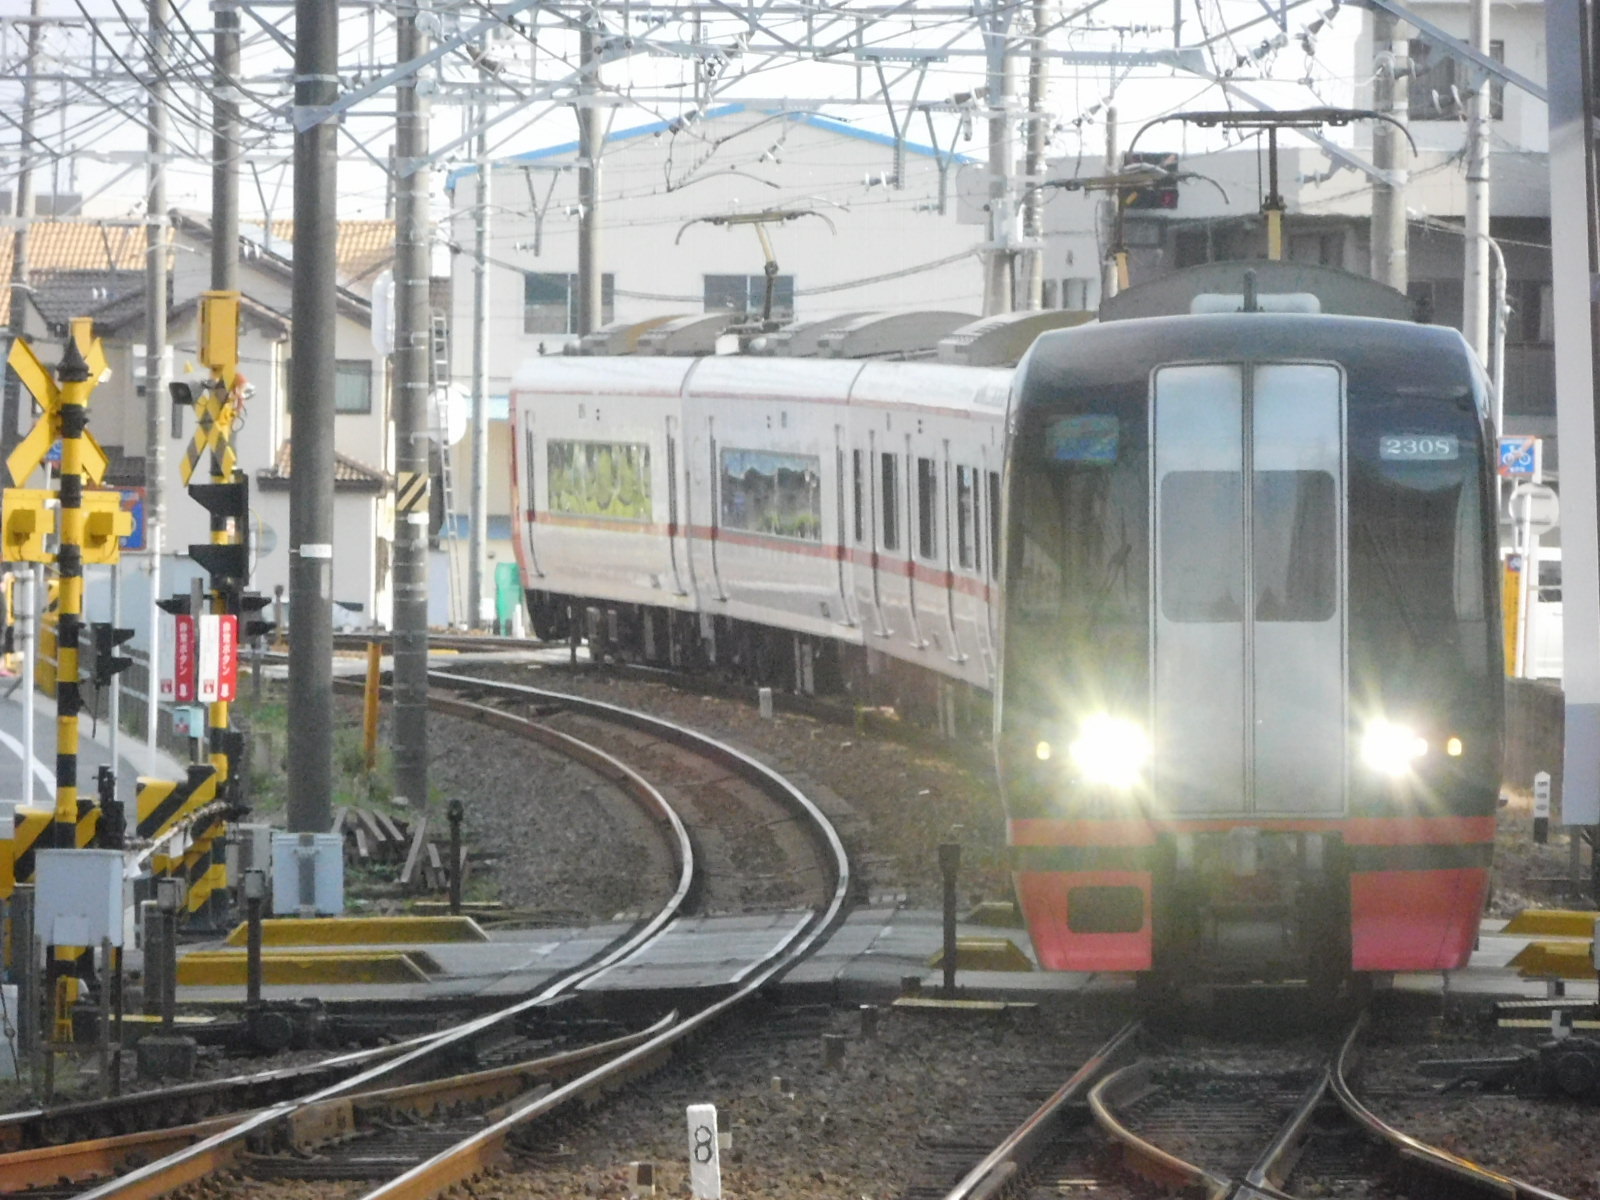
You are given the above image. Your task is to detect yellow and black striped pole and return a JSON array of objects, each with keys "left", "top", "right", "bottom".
[{"left": 51, "top": 329, "right": 93, "bottom": 848}]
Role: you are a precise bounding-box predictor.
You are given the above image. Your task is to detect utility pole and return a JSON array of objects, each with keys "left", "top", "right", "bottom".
[
  {"left": 1545, "top": 0, "right": 1600, "bottom": 864},
  {"left": 144, "top": 0, "right": 170, "bottom": 765},
  {"left": 468, "top": 93, "right": 491, "bottom": 631},
  {"left": 1462, "top": 0, "right": 1492, "bottom": 361},
  {"left": 575, "top": 25, "right": 603, "bottom": 336},
  {"left": 287, "top": 0, "right": 337, "bottom": 835},
  {"left": 1369, "top": 10, "right": 1409, "bottom": 292},
  {"left": 391, "top": 2, "right": 431, "bottom": 810},
  {"left": 1021, "top": 0, "right": 1049, "bottom": 311},
  {"left": 981, "top": 0, "right": 1016, "bottom": 315},
  {"left": 1101, "top": 106, "right": 1120, "bottom": 303},
  {"left": 212, "top": 0, "right": 240, "bottom": 292},
  {"left": 4, "top": 0, "right": 43, "bottom": 462}
]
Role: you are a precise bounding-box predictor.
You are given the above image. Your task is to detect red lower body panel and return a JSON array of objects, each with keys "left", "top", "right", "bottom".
[
  {"left": 1014, "top": 869, "right": 1152, "bottom": 972},
  {"left": 1350, "top": 867, "right": 1489, "bottom": 971}
]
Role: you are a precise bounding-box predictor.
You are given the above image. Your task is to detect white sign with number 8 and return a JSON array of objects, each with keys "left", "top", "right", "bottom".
[{"left": 687, "top": 1103, "right": 721, "bottom": 1199}]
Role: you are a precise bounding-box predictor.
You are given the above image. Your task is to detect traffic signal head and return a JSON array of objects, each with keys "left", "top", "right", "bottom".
[
  {"left": 90, "top": 622, "right": 135, "bottom": 687},
  {"left": 241, "top": 593, "right": 274, "bottom": 641}
]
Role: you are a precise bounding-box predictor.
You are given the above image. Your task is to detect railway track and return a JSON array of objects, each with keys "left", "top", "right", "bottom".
[
  {"left": 895, "top": 1001, "right": 1585, "bottom": 1200},
  {"left": 0, "top": 673, "right": 849, "bottom": 1199}
]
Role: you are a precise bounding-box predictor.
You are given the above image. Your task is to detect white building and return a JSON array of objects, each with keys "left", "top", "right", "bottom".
[{"left": 439, "top": 104, "right": 983, "bottom": 617}]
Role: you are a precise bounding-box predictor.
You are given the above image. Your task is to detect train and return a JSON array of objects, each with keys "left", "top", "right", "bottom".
[{"left": 509, "top": 285, "right": 1503, "bottom": 989}]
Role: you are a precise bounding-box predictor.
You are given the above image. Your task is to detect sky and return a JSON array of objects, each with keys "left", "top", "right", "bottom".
[{"left": 0, "top": 0, "right": 1363, "bottom": 226}]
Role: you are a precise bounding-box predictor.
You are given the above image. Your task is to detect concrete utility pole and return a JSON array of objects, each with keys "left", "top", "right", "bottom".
[
  {"left": 1369, "top": 10, "right": 1409, "bottom": 292},
  {"left": 1544, "top": 0, "right": 1600, "bottom": 849},
  {"left": 144, "top": 0, "right": 170, "bottom": 762},
  {"left": 469, "top": 97, "right": 491, "bottom": 630},
  {"left": 1021, "top": 0, "right": 1049, "bottom": 311},
  {"left": 391, "top": 3, "right": 431, "bottom": 810},
  {"left": 1101, "top": 106, "right": 1120, "bottom": 303},
  {"left": 287, "top": 0, "right": 337, "bottom": 835},
  {"left": 981, "top": 0, "right": 1016, "bottom": 315},
  {"left": 212, "top": 0, "right": 240, "bottom": 292},
  {"left": 1462, "top": 0, "right": 1492, "bottom": 361},
  {"left": 575, "top": 25, "right": 603, "bottom": 336},
  {"left": 4, "top": 0, "right": 43, "bottom": 461}
]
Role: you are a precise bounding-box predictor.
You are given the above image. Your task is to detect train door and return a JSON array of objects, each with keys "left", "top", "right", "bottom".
[
  {"left": 858, "top": 432, "right": 890, "bottom": 637},
  {"left": 705, "top": 418, "right": 728, "bottom": 601},
  {"left": 1151, "top": 362, "right": 1346, "bottom": 816},
  {"left": 937, "top": 444, "right": 964, "bottom": 663},
  {"left": 518, "top": 415, "right": 545, "bottom": 581},
  {"left": 664, "top": 417, "right": 688, "bottom": 598},
  {"left": 902, "top": 433, "right": 927, "bottom": 649},
  {"left": 833, "top": 427, "right": 857, "bottom": 628}
]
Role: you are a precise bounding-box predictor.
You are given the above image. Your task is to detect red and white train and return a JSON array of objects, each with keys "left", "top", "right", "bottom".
[
  {"left": 510, "top": 297, "right": 1502, "bottom": 990},
  {"left": 510, "top": 354, "right": 1010, "bottom": 710}
]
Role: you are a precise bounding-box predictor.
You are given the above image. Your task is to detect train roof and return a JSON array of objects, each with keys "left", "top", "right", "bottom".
[
  {"left": 1015, "top": 311, "right": 1479, "bottom": 400},
  {"left": 511, "top": 354, "right": 1011, "bottom": 417}
]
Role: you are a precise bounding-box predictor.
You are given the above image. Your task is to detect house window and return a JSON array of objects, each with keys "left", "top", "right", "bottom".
[
  {"left": 704, "top": 274, "right": 795, "bottom": 321},
  {"left": 1408, "top": 38, "right": 1504, "bottom": 120},
  {"left": 1507, "top": 280, "right": 1554, "bottom": 344},
  {"left": 336, "top": 360, "right": 372, "bottom": 414},
  {"left": 525, "top": 272, "right": 615, "bottom": 334}
]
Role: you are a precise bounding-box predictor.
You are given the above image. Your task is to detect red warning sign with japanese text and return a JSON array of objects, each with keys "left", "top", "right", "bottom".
[{"left": 161, "top": 613, "right": 197, "bottom": 703}]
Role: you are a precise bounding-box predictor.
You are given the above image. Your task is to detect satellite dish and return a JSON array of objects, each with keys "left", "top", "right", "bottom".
[{"left": 429, "top": 383, "right": 469, "bottom": 446}]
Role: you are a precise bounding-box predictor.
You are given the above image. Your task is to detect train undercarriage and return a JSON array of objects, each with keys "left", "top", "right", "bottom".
[{"left": 526, "top": 588, "right": 991, "bottom": 735}]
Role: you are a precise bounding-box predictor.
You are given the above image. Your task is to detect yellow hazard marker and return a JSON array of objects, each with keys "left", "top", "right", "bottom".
[
  {"left": 1501, "top": 909, "right": 1600, "bottom": 939},
  {"left": 926, "top": 937, "right": 1035, "bottom": 973},
  {"left": 221, "top": 915, "right": 490, "bottom": 947},
  {"left": 1509, "top": 940, "right": 1599, "bottom": 981},
  {"left": 177, "top": 949, "right": 439, "bottom": 987}
]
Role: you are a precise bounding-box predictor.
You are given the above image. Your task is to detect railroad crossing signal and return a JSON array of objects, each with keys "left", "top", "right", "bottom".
[
  {"left": 179, "top": 291, "right": 242, "bottom": 486},
  {"left": 5, "top": 325, "right": 110, "bottom": 487}
]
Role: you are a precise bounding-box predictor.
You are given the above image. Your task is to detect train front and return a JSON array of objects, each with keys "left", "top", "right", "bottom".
[{"left": 995, "top": 314, "right": 1503, "bottom": 987}]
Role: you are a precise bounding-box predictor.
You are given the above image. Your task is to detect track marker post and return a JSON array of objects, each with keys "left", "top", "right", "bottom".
[{"left": 686, "top": 1103, "right": 722, "bottom": 1200}]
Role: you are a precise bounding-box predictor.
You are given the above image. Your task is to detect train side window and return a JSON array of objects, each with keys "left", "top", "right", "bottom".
[
  {"left": 852, "top": 450, "right": 865, "bottom": 543},
  {"left": 916, "top": 456, "right": 937, "bottom": 560},
  {"left": 956, "top": 466, "right": 976, "bottom": 569},
  {"left": 987, "top": 471, "right": 1001, "bottom": 579},
  {"left": 881, "top": 453, "right": 901, "bottom": 551}
]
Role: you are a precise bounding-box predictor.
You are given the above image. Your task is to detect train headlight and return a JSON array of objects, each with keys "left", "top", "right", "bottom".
[
  {"left": 1360, "top": 719, "right": 1428, "bottom": 777},
  {"left": 1069, "top": 715, "right": 1149, "bottom": 789}
]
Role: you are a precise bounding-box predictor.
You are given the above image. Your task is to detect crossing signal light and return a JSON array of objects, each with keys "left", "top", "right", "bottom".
[
  {"left": 188, "top": 542, "right": 248, "bottom": 586},
  {"left": 241, "top": 593, "right": 274, "bottom": 641},
  {"left": 1, "top": 489, "right": 55, "bottom": 563},
  {"left": 81, "top": 490, "right": 135, "bottom": 564},
  {"left": 90, "top": 623, "right": 135, "bottom": 687}
]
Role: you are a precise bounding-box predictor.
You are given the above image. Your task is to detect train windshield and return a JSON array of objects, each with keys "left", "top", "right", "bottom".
[
  {"left": 1004, "top": 389, "right": 1149, "bottom": 720},
  {"left": 1002, "top": 365, "right": 1496, "bottom": 745}
]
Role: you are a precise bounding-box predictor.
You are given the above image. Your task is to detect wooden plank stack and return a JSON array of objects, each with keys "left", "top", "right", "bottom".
[{"left": 337, "top": 807, "right": 467, "bottom": 895}]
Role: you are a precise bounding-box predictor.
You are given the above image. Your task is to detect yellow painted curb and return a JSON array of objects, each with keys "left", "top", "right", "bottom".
[
  {"left": 1501, "top": 909, "right": 1600, "bottom": 938},
  {"left": 926, "top": 937, "right": 1035, "bottom": 972},
  {"left": 1508, "top": 940, "right": 1597, "bottom": 981},
  {"left": 177, "top": 950, "right": 436, "bottom": 986},
  {"left": 222, "top": 915, "right": 488, "bottom": 947}
]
